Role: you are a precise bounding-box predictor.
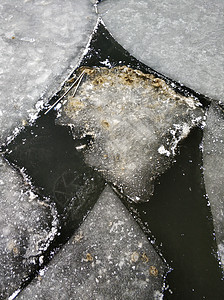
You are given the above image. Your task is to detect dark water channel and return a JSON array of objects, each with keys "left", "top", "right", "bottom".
[
  {"left": 2, "top": 23, "right": 224, "bottom": 298},
  {"left": 132, "top": 127, "right": 224, "bottom": 299}
]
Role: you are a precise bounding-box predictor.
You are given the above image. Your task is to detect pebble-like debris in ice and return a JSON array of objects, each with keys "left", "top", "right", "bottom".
[
  {"left": 203, "top": 103, "right": 224, "bottom": 270},
  {"left": 0, "top": 0, "right": 97, "bottom": 143},
  {"left": 0, "top": 155, "right": 58, "bottom": 299},
  {"left": 98, "top": 0, "right": 224, "bottom": 102},
  {"left": 18, "top": 186, "right": 168, "bottom": 300},
  {"left": 57, "top": 66, "right": 205, "bottom": 202}
]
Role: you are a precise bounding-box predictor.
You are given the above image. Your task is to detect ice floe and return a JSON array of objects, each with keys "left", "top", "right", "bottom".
[
  {"left": 18, "top": 186, "right": 167, "bottom": 300},
  {"left": 98, "top": 0, "right": 224, "bottom": 101},
  {"left": 57, "top": 66, "right": 205, "bottom": 202},
  {"left": 0, "top": 155, "right": 58, "bottom": 299},
  {"left": 0, "top": 0, "right": 97, "bottom": 143}
]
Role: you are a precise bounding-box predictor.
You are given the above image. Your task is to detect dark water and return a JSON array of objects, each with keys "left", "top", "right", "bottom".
[
  {"left": 132, "top": 127, "right": 224, "bottom": 299},
  {"left": 3, "top": 114, "right": 105, "bottom": 243},
  {"left": 2, "top": 22, "right": 224, "bottom": 298}
]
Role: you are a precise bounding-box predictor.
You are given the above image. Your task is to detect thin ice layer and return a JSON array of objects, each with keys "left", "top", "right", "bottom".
[
  {"left": 57, "top": 66, "right": 204, "bottom": 202},
  {"left": 0, "top": 0, "right": 97, "bottom": 143},
  {"left": 18, "top": 186, "right": 167, "bottom": 300},
  {"left": 98, "top": 0, "right": 224, "bottom": 101},
  {"left": 203, "top": 104, "right": 224, "bottom": 269},
  {"left": 0, "top": 156, "right": 57, "bottom": 299}
]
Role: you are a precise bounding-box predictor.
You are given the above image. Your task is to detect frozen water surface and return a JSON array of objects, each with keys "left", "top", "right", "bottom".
[
  {"left": 203, "top": 104, "right": 224, "bottom": 269},
  {"left": 57, "top": 66, "right": 204, "bottom": 202},
  {"left": 0, "top": 155, "right": 57, "bottom": 299},
  {"left": 1, "top": 1, "right": 223, "bottom": 298},
  {"left": 18, "top": 186, "right": 167, "bottom": 300},
  {"left": 98, "top": 0, "right": 224, "bottom": 101},
  {"left": 0, "top": 0, "right": 97, "bottom": 143}
]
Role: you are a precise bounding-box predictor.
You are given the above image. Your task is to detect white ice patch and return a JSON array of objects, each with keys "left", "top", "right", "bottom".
[
  {"left": 154, "top": 290, "right": 164, "bottom": 300},
  {"left": 100, "top": 58, "right": 112, "bottom": 67},
  {"left": 8, "top": 289, "right": 21, "bottom": 300},
  {"left": 158, "top": 145, "right": 170, "bottom": 157},
  {"left": 218, "top": 243, "right": 224, "bottom": 269},
  {"left": 169, "top": 123, "right": 191, "bottom": 155}
]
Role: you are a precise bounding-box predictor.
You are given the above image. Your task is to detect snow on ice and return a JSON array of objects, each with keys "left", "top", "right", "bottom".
[
  {"left": 98, "top": 0, "right": 224, "bottom": 101},
  {"left": 18, "top": 186, "right": 167, "bottom": 300},
  {"left": 0, "top": 0, "right": 97, "bottom": 143}
]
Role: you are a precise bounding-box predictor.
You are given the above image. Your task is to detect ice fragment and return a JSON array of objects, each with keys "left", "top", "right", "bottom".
[
  {"left": 57, "top": 66, "right": 204, "bottom": 202},
  {"left": 0, "top": 156, "right": 58, "bottom": 298},
  {"left": 0, "top": 0, "right": 97, "bottom": 142},
  {"left": 203, "top": 103, "right": 224, "bottom": 269},
  {"left": 18, "top": 186, "right": 168, "bottom": 299},
  {"left": 98, "top": 0, "right": 224, "bottom": 101}
]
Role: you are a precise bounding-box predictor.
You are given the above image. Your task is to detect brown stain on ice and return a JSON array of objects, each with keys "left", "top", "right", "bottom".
[
  {"left": 149, "top": 265, "right": 159, "bottom": 277},
  {"left": 64, "top": 65, "right": 199, "bottom": 116}
]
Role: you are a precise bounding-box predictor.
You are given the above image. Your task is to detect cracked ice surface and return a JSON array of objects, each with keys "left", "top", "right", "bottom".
[
  {"left": 57, "top": 66, "right": 204, "bottom": 202},
  {"left": 98, "top": 0, "right": 224, "bottom": 101},
  {"left": 0, "top": 0, "right": 97, "bottom": 143},
  {"left": 0, "top": 155, "right": 57, "bottom": 299},
  {"left": 203, "top": 104, "right": 224, "bottom": 269},
  {"left": 18, "top": 186, "right": 167, "bottom": 300}
]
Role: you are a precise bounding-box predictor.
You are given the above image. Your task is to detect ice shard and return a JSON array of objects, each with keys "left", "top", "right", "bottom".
[
  {"left": 203, "top": 103, "right": 224, "bottom": 269},
  {"left": 0, "top": 155, "right": 58, "bottom": 299},
  {"left": 57, "top": 66, "right": 205, "bottom": 202},
  {"left": 98, "top": 0, "right": 224, "bottom": 101},
  {"left": 0, "top": 0, "right": 97, "bottom": 143},
  {"left": 18, "top": 186, "right": 167, "bottom": 300}
]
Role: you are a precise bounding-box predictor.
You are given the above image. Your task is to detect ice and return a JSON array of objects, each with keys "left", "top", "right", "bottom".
[
  {"left": 203, "top": 103, "right": 224, "bottom": 269},
  {"left": 18, "top": 186, "right": 167, "bottom": 299},
  {"left": 0, "top": 155, "right": 58, "bottom": 299},
  {"left": 57, "top": 66, "right": 204, "bottom": 202},
  {"left": 0, "top": 0, "right": 97, "bottom": 143},
  {"left": 98, "top": 0, "right": 224, "bottom": 101}
]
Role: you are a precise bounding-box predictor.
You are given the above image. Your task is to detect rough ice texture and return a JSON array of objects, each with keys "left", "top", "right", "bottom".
[
  {"left": 0, "top": 0, "right": 97, "bottom": 143},
  {"left": 203, "top": 104, "right": 224, "bottom": 269},
  {"left": 98, "top": 0, "right": 224, "bottom": 102},
  {"left": 18, "top": 186, "right": 167, "bottom": 300},
  {"left": 0, "top": 155, "right": 57, "bottom": 299},
  {"left": 57, "top": 66, "right": 204, "bottom": 202}
]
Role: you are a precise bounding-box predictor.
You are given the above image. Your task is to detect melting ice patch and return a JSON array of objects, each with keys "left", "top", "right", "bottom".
[
  {"left": 98, "top": 0, "right": 224, "bottom": 101},
  {"left": 57, "top": 66, "right": 204, "bottom": 202},
  {"left": 0, "top": 0, "right": 97, "bottom": 143}
]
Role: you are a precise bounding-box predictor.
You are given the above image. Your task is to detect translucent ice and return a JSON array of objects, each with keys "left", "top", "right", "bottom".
[
  {"left": 57, "top": 66, "right": 204, "bottom": 202},
  {"left": 203, "top": 104, "right": 224, "bottom": 269},
  {"left": 98, "top": 0, "right": 224, "bottom": 101},
  {"left": 0, "top": 0, "right": 97, "bottom": 143},
  {"left": 0, "top": 156, "right": 57, "bottom": 299},
  {"left": 18, "top": 186, "right": 167, "bottom": 299}
]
